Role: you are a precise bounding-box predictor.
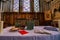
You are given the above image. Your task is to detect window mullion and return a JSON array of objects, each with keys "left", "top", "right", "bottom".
[
  {"left": 30, "top": 0, "right": 34, "bottom": 12},
  {"left": 19, "top": 0, "right": 23, "bottom": 12}
]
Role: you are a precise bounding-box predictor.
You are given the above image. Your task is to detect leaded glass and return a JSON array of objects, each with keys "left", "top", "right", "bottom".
[
  {"left": 13, "top": 0, "right": 19, "bottom": 12},
  {"left": 23, "top": 0, "right": 30, "bottom": 12},
  {"left": 34, "top": 0, "right": 39, "bottom": 12}
]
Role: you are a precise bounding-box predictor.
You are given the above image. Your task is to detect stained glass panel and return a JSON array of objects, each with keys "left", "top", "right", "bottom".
[
  {"left": 34, "top": 0, "right": 39, "bottom": 12},
  {"left": 23, "top": 0, "right": 30, "bottom": 12},
  {"left": 13, "top": 0, "right": 19, "bottom": 12}
]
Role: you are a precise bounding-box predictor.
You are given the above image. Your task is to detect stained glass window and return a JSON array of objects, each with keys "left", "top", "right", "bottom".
[
  {"left": 13, "top": 0, "right": 40, "bottom": 12},
  {"left": 13, "top": 0, "right": 19, "bottom": 12},
  {"left": 23, "top": 0, "right": 30, "bottom": 12},
  {"left": 34, "top": 0, "right": 39, "bottom": 12}
]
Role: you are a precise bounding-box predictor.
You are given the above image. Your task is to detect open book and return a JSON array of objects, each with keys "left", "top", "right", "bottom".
[{"left": 34, "top": 29, "right": 51, "bottom": 35}]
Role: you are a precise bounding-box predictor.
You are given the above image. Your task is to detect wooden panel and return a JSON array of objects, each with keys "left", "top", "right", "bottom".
[
  {"left": 34, "top": 20, "right": 39, "bottom": 26},
  {"left": 9, "top": 14, "right": 13, "bottom": 25},
  {"left": 3, "top": 12, "right": 45, "bottom": 27}
]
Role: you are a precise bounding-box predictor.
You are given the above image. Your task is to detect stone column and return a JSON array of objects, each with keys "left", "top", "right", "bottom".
[
  {"left": 19, "top": 0, "right": 23, "bottom": 12},
  {"left": 39, "top": 0, "right": 43, "bottom": 12},
  {"left": 10, "top": 0, "right": 14, "bottom": 12}
]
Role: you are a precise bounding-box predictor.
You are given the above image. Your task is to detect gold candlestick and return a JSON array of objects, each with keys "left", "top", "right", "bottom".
[{"left": 0, "top": 21, "right": 3, "bottom": 34}]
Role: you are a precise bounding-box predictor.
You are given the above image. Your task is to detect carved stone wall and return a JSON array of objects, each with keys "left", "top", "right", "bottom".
[{"left": 50, "top": 0, "right": 60, "bottom": 14}]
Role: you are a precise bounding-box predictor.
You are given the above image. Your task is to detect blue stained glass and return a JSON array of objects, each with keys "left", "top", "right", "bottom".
[
  {"left": 13, "top": 0, "right": 19, "bottom": 12},
  {"left": 23, "top": 0, "right": 30, "bottom": 12},
  {"left": 34, "top": 0, "right": 39, "bottom": 12}
]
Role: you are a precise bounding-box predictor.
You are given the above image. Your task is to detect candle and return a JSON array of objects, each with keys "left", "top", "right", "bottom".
[{"left": 0, "top": 21, "right": 3, "bottom": 34}]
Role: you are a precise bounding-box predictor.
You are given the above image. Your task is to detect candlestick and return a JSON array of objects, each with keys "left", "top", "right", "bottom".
[
  {"left": 0, "top": 21, "right": 3, "bottom": 34},
  {"left": 58, "top": 20, "right": 60, "bottom": 31}
]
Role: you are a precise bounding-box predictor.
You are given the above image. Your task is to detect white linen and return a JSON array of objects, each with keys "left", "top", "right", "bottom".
[{"left": 0, "top": 26, "right": 60, "bottom": 36}]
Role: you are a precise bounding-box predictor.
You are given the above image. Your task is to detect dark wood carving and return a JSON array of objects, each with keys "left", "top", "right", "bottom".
[{"left": 3, "top": 12, "right": 49, "bottom": 27}]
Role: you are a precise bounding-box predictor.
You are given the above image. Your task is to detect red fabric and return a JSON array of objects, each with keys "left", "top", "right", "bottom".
[{"left": 19, "top": 30, "right": 28, "bottom": 35}]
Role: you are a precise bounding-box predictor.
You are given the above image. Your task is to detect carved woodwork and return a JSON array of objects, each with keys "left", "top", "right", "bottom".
[{"left": 2, "top": 12, "right": 52, "bottom": 27}]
